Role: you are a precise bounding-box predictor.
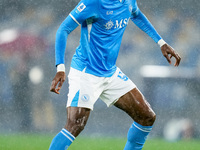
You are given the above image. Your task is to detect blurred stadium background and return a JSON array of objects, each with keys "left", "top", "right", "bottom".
[{"left": 0, "top": 0, "right": 200, "bottom": 146}]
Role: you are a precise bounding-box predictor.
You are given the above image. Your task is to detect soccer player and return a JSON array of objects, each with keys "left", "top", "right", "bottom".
[{"left": 49, "top": 0, "right": 181, "bottom": 149}]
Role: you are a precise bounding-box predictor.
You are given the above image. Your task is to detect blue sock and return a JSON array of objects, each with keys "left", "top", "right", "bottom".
[
  {"left": 124, "top": 122, "right": 152, "bottom": 150},
  {"left": 49, "top": 128, "right": 75, "bottom": 150}
]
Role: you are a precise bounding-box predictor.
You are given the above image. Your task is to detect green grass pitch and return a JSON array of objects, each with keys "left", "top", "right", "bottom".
[{"left": 0, "top": 134, "right": 200, "bottom": 150}]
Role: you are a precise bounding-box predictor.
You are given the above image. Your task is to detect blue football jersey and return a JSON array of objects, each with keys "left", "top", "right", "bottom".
[
  {"left": 55, "top": 0, "right": 162, "bottom": 77},
  {"left": 70, "top": 0, "right": 139, "bottom": 77}
]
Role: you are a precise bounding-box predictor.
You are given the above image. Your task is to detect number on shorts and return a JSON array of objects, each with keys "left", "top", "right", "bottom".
[{"left": 117, "top": 71, "right": 128, "bottom": 81}]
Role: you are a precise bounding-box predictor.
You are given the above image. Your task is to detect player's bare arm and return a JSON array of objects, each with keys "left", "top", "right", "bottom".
[
  {"left": 161, "top": 44, "right": 181, "bottom": 66},
  {"left": 50, "top": 71, "right": 66, "bottom": 94}
]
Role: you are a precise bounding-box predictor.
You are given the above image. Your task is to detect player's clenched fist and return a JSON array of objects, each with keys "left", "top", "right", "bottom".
[{"left": 50, "top": 72, "right": 66, "bottom": 94}]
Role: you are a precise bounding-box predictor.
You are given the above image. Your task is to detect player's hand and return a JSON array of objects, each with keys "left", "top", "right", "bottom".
[
  {"left": 50, "top": 72, "right": 66, "bottom": 94},
  {"left": 161, "top": 44, "right": 181, "bottom": 66}
]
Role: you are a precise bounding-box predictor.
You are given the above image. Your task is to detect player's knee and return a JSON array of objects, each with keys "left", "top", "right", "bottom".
[
  {"left": 65, "top": 119, "right": 86, "bottom": 134},
  {"left": 133, "top": 109, "right": 156, "bottom": 126},
  {"left": 75, "top": 121, "right": 85, "bottom": 132},
  {"left": 145, "top": 111, "right": 156, "bottom": 126}
]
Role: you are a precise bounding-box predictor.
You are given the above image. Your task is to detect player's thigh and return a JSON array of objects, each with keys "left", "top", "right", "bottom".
[
  {"left": 114, "top": 88, "right": 156, "bottom": 126},
  {"left": 67, "top": 67, "right": 102, "bottom": 110},
  {"left": 100, "top": 68, "right": 136, "bottom": 107}
]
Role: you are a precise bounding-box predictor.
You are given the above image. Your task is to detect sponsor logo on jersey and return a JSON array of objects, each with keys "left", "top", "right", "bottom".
[
  {"left": 104, "top": 20, "right": 114, "bottom": 30},
  {"left": 77, "top": 3, "right": 86, "bottom": 12},
  {"left": 104, "top": 18, "right": 129, "bottom": 30}
]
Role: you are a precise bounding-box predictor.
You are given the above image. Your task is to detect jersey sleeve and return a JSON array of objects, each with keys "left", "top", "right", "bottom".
[
  {"left": 131, "top": 1, "right": 162, "bottom": 43},
  {"left": 70, "top": 0, "right": 99, "bottom": 25},
  {"left": 55, "top": 0, "right": 99, "bottom": 66},
  {"left": 55, "top": 16, "right": 79, "bottom": 66}
]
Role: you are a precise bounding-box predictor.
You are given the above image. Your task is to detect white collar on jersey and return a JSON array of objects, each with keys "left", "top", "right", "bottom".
[{"left": 119, "top": 0, "right": 125, "bottom": 3}]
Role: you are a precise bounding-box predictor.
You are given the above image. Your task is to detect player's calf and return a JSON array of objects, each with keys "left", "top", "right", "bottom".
[{"left": 49, "top": 107, "right": 90, "bottom": 150}]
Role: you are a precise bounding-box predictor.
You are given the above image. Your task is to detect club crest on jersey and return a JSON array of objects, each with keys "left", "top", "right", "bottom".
[{"left": 77, "top": 3, "right": 86, "bottom": 12}]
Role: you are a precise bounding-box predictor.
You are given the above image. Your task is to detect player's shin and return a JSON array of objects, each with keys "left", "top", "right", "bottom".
[
  {"left": 124, "top": 122, "right": 152, "bottom": 150},
  {"left": 49, "top": 128, "right": 75, "bottom": 150}
]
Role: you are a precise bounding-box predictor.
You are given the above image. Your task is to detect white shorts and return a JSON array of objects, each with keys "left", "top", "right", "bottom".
[{"left": 67, "top": 67, "right": 136, "bottom": 110}]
